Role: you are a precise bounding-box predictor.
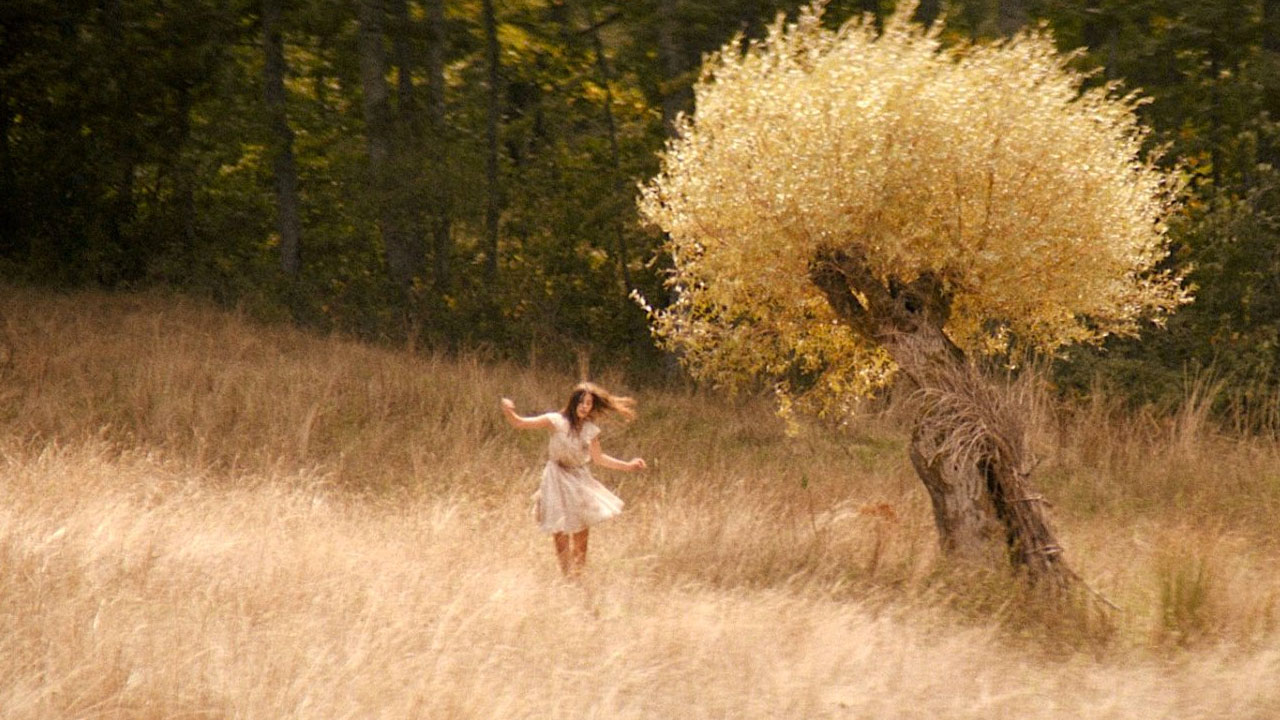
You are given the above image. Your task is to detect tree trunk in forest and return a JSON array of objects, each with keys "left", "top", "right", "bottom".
[
  {"left": 106, "top": 157, "right": 139, "bottom": 284},
  {"left": 358, "top": 0, "right": 420, "bottom": 292},
  {"left": 102, "top": 0, "right": 142, "bottom": 284},
  {"left": 424, "top": 0, "right": 452, "bottom": 294},
  {"left": 655, "top": 0, "right": 690, "bottom": 137},
  {"left": 995, "top": 0, "right": 1029, "bottom": 35},
  {"left": 912, "top": 0, "right": 943, "bottom": 28},
  {"left": 389, "top": 0, "right": 429, "bottom": 290},
  {"left": 654, "top": 0, "right": 692, "bottom": 377},
  {"left": 0, "top": 90, "right": 17, "bottom": 259},
  {"left": 262, "top": 0, "right": 302, "bottom": 278},
  {"left": 170, "top": 84, "right": 199, "bottom": 276},
  {"left": 810, "top": 246, "right": 1070, "bottom": 589},
  {"left": 1265, "top": 0, "right": 1280, "bottom": 52},
  {"left": 389, "top": 0, "right": 415, "bottom": 115},
  {"left": 968, "top": 0, "right": 1028, "bottom": 38},
  {"left": 481, "top": 0, "right": 502, "bottom": 285},
  {"left": 583, "top": 0, "right": 633, "bottom": 295}
]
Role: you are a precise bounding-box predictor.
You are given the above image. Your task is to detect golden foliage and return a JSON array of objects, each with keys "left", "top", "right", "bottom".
[{"left": 639, "top": 2, "right": 1190, "bottom": 406}]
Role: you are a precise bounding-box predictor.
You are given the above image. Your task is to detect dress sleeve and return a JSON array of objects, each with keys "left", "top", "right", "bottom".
[
  {"left": 581, "top": 421, "right": 602, "bottom": 444},
  {"left": 544, "top": 412, "right": 567, "bottom": 432}
]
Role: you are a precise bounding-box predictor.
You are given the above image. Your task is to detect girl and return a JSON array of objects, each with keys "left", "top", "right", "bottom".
[{"left": 500, "top": 382, "right": 647, "bottom": 577}]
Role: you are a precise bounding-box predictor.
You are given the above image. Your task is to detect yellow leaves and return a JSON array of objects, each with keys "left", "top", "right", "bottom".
[
  {"left": 638, "top": 1, "right": 1189, "bottom": 412},
  {"left": 220, "top": 144, "right": 266, "bottom": 177}
]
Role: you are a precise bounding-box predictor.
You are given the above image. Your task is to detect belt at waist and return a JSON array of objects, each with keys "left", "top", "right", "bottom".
[{"left": 551, "top": 459, "right": 585, "bottom": 470}]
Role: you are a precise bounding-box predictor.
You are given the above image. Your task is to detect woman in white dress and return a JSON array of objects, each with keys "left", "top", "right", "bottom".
[{"left": 500, "top": 382, "right": 647, "bottom": 577}]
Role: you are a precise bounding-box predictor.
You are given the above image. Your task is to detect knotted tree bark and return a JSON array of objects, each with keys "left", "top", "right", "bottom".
[{"left": 810, "top": 246, "right": 1071, "bottom": 589}]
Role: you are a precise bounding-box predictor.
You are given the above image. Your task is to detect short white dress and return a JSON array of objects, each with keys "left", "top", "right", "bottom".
[{"left": 532, "top": 413, "right": 624, "bottom": 534}]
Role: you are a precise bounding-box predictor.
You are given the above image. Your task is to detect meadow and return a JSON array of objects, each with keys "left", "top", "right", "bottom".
[{"left": 1, "top": 285, "right": 1278, "bottom": 718}]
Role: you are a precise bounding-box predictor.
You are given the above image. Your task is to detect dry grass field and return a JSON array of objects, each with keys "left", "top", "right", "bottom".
[{"left": 1, "top": 285, "right": 1279, "bottom": 718}]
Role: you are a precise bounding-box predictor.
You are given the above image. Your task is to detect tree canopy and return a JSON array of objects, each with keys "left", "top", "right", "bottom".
[{"left": 640, "top": 3, "right": 1189, "bottom": 412}]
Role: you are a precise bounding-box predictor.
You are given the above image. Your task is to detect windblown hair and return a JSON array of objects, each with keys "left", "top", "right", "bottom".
[{"left": 562, "top": 382, "right": 636, "bottom": 433}]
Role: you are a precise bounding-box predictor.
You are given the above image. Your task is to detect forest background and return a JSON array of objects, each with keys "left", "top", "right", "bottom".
[{"left": 3, "top": 0, "right": 1280, "bottom": 410}]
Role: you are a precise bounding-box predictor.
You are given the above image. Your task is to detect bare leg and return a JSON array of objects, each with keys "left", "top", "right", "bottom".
[
  {"left": 552, "top": 529, "right": 592, "bottom": 578},
  {"left": 570, "top": 528, "right": 589, "bottom": 575},
  {"left": 552, "top": 532, "right": 573, "bottom": 576}
]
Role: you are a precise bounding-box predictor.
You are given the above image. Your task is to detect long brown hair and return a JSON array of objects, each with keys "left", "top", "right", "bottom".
[{"left": 561, "top": 381, "right": 636, "bottom": 433}]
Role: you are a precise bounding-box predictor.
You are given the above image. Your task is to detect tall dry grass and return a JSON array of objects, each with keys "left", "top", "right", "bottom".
[{"left": 2, "top": 285, "right": 1279, "bottom": 718}]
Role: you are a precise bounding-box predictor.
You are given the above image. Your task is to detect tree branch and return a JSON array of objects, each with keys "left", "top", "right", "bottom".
[
  {"left": 575, "top": 9, "right": 623, "bottom": 36},
  {"left": 811, "top": 245, "right": 963, "bottom": 365},
  {"left": 809, "top": 246, "right": 878, "bottom": 339}
]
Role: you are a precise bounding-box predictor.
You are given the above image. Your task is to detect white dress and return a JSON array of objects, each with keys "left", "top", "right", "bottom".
[{"left": 532, "top": 413, "right": 624, "bottom": 534}]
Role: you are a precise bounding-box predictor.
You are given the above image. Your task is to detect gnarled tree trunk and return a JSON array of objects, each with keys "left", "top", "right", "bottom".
[{"left": 811, "top": 246, "right": 1070, "bottom": 589}]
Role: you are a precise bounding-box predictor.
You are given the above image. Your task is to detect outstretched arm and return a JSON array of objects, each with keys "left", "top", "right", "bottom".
[
  {"left": 589, "top": 438, "right": 647, "bottom": 472},
  {"left": 501, "top": 398, "right": 555, "bottom": 431}
]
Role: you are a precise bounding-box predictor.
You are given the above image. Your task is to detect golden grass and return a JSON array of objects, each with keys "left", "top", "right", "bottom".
[{"left": 2, "top": 285, "right": 1279, "bottom": 718}]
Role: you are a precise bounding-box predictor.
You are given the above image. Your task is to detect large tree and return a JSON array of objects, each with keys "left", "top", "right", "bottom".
[{"left": 639, "top": 4, "right": 1189, "bottom": 584}]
